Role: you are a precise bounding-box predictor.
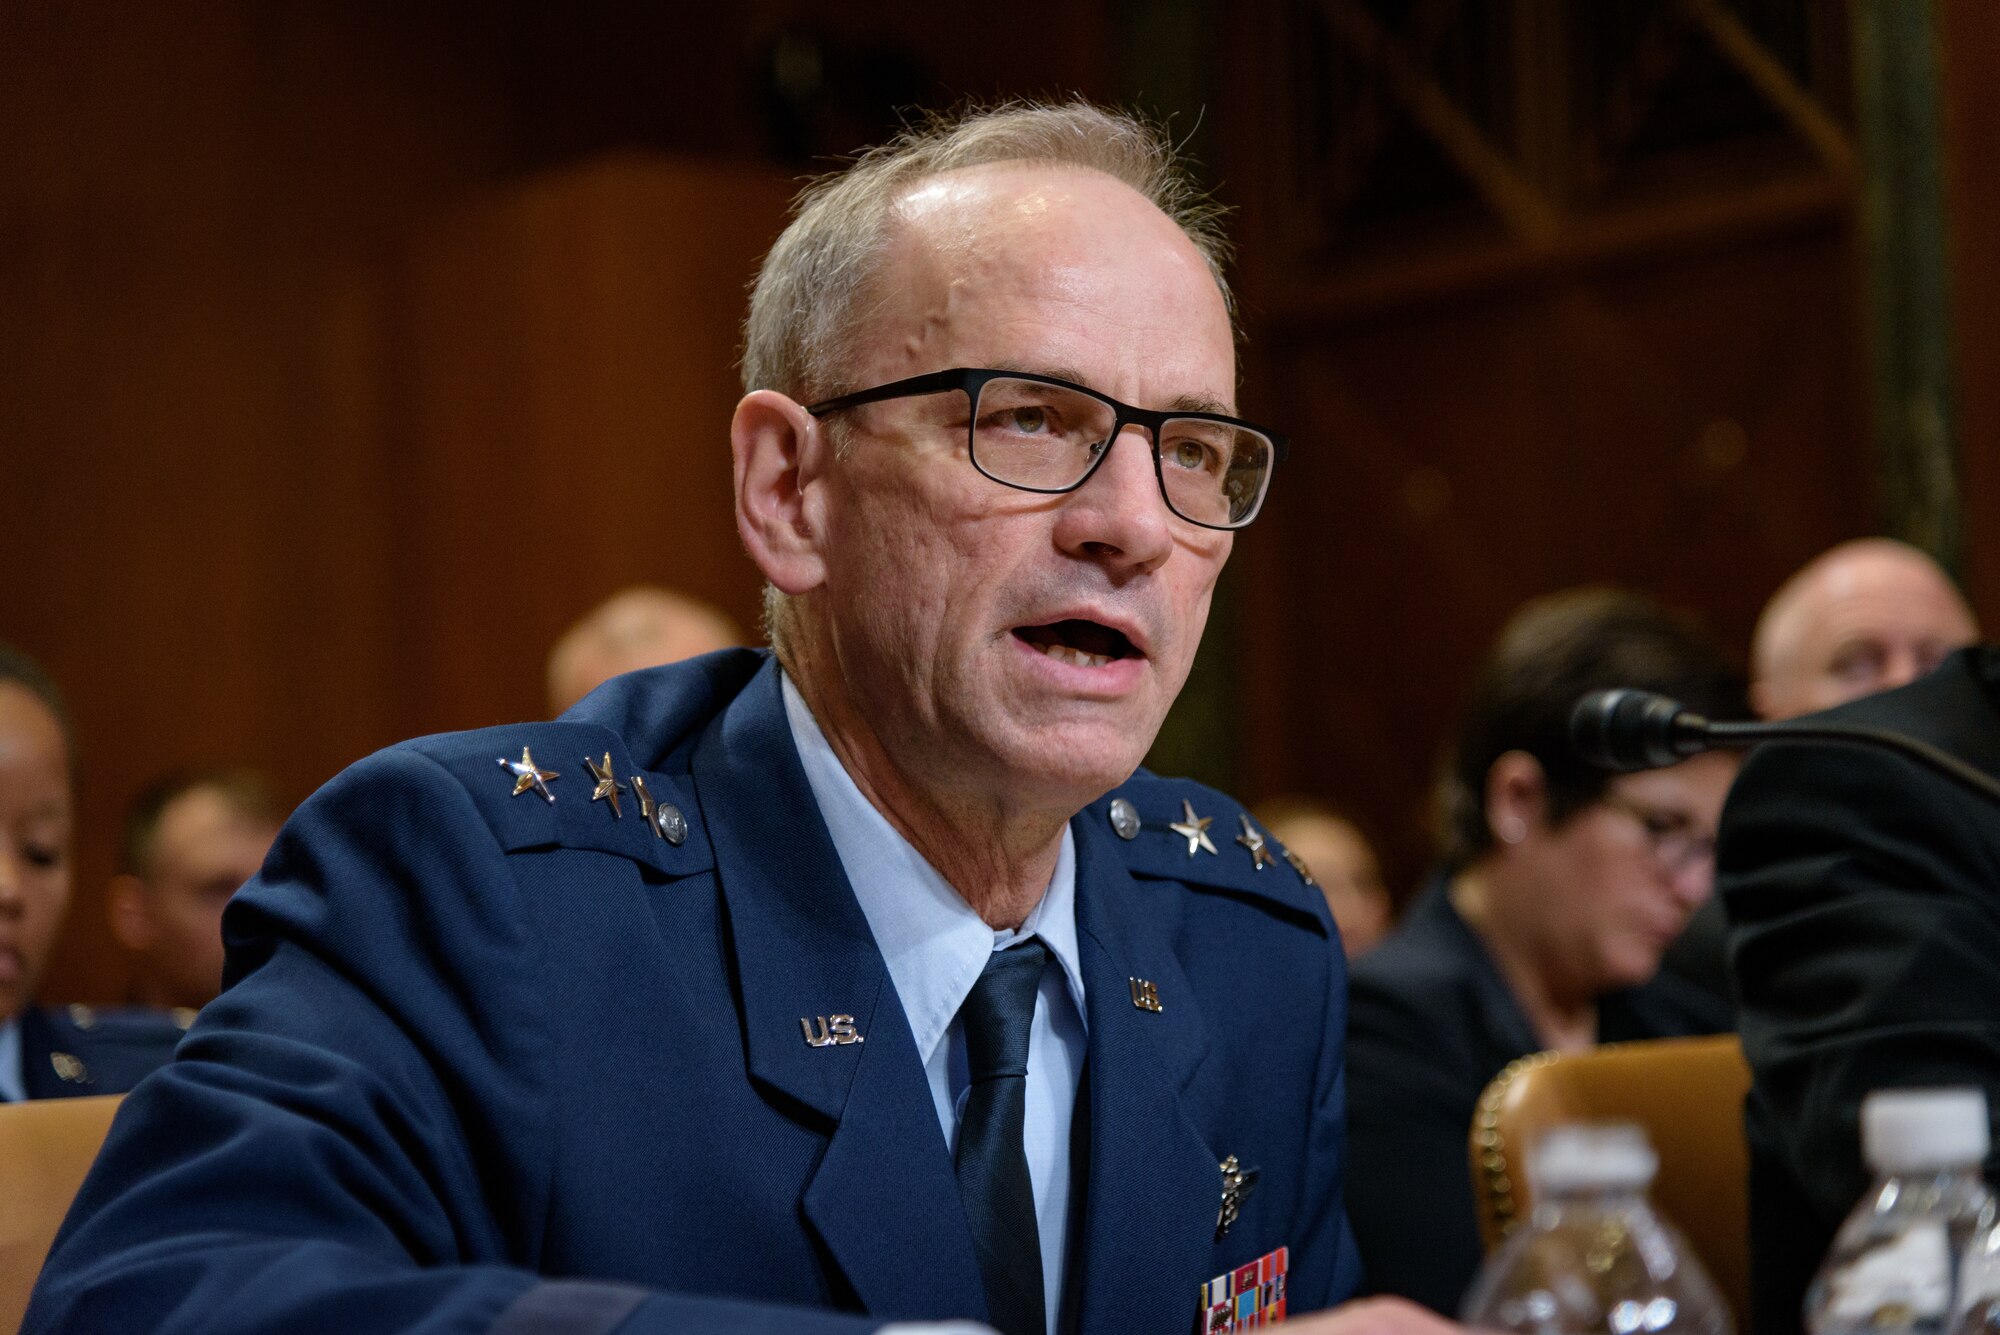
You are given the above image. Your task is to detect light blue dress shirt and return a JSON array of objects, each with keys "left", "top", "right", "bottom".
[
  {"left": 782, "top": 674, "right": 1089, "bottom": 1335},
  {"left": 0, "top": 1016, "right": 24, "bottom": 1102}
]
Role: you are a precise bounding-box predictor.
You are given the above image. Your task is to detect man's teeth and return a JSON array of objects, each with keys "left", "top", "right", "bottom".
[{"left": 1035, "top": 641, "right": 1113, "bottom": 669}]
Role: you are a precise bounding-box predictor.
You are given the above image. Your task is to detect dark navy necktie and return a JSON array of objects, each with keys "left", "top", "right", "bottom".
[{"left": 955, "top": 939, "right": 1050, "bottom": 1335}]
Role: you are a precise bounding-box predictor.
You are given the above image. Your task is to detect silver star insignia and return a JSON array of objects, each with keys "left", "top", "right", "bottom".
[
  {"left": 1235, "top": 813, "right": 1275, "bottom": 871},
  {"left": 497, "top": 747, "right": 559, "bottom": 803},
  {"left": 583, "top": 752, "right": 625, "bottom": 817},
  {"left": 1169, "top": 798, "right": 1217, "bottom": 857}
]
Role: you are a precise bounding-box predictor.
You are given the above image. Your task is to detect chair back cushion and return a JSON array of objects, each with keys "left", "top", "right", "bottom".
[
  {"left": 1470, "top": 1035, "right": 1751, "bottom": 1329},
  {"left": 0, "top": 1095, "right": 123, "bottom": 1335}
]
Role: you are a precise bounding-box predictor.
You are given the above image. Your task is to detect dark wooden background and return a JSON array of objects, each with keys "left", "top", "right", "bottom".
[{"left": 5, "top": 0, "right": 1996, "bottom": 1001}]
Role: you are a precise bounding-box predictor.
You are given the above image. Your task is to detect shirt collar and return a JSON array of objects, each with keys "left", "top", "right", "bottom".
[
  {"left": 779, "top": 672, "right": 1086, "bottom": 1068},
  {"left": 0, "top": 1015, "right": 23, "bottom": 1102}
]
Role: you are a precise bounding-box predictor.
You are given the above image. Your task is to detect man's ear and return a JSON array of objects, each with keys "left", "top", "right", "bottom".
[
  {"left": 105, "top": 874, "right": 154, "bottom": 953},
  {"left": 732, "top": 390, "right": 829, "bottom": 596},
  {"left": 1484, "top": 750, "right": 1549, "bottom": 846}
]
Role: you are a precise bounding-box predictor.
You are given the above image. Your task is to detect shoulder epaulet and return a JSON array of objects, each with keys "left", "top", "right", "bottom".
[
  {"left": 399, "top": 721, "right": 714, "bottom": 880},
  {"left": 1086, "top": 773, "right": 1328, "bottom": 929},
  {"left": 56, "top": 1003, "right": 188, "bottom": 1046}
]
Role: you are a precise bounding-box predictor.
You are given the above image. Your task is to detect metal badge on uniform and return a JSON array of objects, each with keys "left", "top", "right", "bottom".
[
  {"left": 799, "top": 1014, "right": 864, "bottom": 1047},
  {"left": 1200, "top": 1245, "right": 1287, "bottom": 1333},
  {"left": 1216, "top": 1154, "right": 1259, "bottom": 1237},
  {"left": 1281, "top": 847, "right": 1316, "bottom": 887},
  {"left": 1169, "top": 798, "right": 1218, "bottom": 857},
  {"left": 1108, "top": 798, "right": 1142, "bottom": 841},
  {"left": 583, "top": 752, "right": 625, "bottom": 817},
  {"left": 1234, "top": 814, "right": 1275, "bottom": 871},
  {"left": 1128, "top": 977, "right": 1163, "bottom": 1013},
  {"left": 631, "top": 775, "right": 688, "bottom": 845},
  {"left": 49, "top": 1052, "right": 90, "bottom": 1084},
  {"left": 498, "top": 747, "right": 559, "bottom": 803}
]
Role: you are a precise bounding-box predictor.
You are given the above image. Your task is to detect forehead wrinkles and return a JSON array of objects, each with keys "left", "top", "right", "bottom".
[{"left": 855, "top": 172, "right": 1232, "bottom": 397}]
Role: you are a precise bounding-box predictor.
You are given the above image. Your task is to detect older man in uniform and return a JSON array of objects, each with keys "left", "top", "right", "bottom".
[{"left": 30, "top": 104, "right": 1450, "bottom": 1335}]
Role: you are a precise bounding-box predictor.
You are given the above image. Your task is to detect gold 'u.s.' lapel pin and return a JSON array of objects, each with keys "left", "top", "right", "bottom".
[
  {"left": 800, "top": 1014, "right": 864, "bottom": 1047},
  {"left": 1129, "top": 977, "right": 1163, "bottom": 1013}
]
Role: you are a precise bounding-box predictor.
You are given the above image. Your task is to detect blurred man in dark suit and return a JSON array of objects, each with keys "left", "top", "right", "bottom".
[
  {"left": 1749, "top": 537, "right": 1978, "bottom": 721},
  {"left": 1718, "top": 540, "right": 1989, "bottom": 1331}
]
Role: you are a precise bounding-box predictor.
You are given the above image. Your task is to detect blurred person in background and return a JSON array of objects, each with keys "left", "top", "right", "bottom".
[
  {"left": 1342, "top": 588, "right": 1746, "bottom": 1313},
  {"left": 1661, "top": 537, "right": 1980, "bottom": 1005},
  {"left": 0, "top": 643, "right": 182, "bottom": 1101},
  {"left": 1749, "top": 537, "right": 1978, "bottom": 721},
  {"left": 545, "top": 584, "right": 744, "bottom": 714},
  {"left": 1256, "top": 796, "right": 1392, "bottom": 958},
  {"left": 106, "top": 769, "right": 281, "bottom": 1015}
]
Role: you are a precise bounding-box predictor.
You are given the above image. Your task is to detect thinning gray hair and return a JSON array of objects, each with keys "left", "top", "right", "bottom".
[
  {"left": 741, "top": 99, "right": 1236, "bottom": 402},
  {"left": 742, "top": 100, "right": 1237, "bottom": 661}
]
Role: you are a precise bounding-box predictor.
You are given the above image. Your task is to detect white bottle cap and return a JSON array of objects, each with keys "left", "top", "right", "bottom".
[
  {"left": 1862, "top": 1088, "right": 1991, "bottom": 1174},
  {"left": 1529, "top": 1122, "right": 1659, "bottom": 1195}
]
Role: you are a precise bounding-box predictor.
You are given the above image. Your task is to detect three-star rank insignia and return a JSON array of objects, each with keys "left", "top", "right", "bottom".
[
  {"left": 498, "top": 747, "right": 559, "bottom": 803},
  {"left": 1235, "top": 814, "right": 1276, "bottom": 871},
  {"left": 584, "top": 753, "right": 626, "bottom": 818},
  {"left": 1169, "top": 798, "right": 1218, "bottom": 857}
]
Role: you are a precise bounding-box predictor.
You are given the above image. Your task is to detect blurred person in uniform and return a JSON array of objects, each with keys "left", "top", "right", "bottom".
[
  {"left": 0, "top": 643, "right": 182, "bottom": 1101},
  {"left": 1255, "top": 796, "right": 1392, "bottom": 958},
  {"left": 106, "top": 769, "right": 281, "bottom": 1015},
  {"left": 1342, "top": 588, "right": 1746, "bottom": 1314},
  {"left": 1661, "top": 538, "right": 1980, "bottom": 1004},
  {"left": 30, "top": 103, "right": 1459, "bottom": 1335},
  {"left": 546, "top": 585, "right": 744, "bottom": 714}
]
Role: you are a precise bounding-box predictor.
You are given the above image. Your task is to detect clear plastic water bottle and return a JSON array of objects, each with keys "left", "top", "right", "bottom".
[
  {"left": 1461, "top": 1122, "right": 1733, "bottom": 1335},
  {"left": 1805, "top": 1087, "right": 1995, "bottom": 1335}
]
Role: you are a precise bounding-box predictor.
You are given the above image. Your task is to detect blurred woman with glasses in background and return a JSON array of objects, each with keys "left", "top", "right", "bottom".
[{"left": 1340, "top": 587, "right": 1747, "bottom": 1315}]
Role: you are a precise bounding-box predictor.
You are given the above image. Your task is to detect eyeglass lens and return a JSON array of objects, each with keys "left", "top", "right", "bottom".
[{"left": 971, "top": 377, "right": 1273, "bottom": 528}]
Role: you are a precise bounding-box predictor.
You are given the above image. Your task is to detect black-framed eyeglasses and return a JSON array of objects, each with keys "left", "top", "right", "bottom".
[
  {"left": 805, "top": 367, "right": 1289, "bottom": 530},
  {"left": 1599, "top": 792, "right": 1716, "bottom": 876}
]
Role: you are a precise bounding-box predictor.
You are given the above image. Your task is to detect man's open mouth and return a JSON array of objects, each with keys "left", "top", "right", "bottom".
[{"left": 1012, "top": 619, "right": 1141, "bottom": 669}]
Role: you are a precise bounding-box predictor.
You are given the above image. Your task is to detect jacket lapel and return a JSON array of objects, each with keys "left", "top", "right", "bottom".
[
  {"left": 1068, "top": 813, "right": 1223, "bottom": 1335},
  {"left": 690, "top": 660, "right": 988, "bottom": 1324}
]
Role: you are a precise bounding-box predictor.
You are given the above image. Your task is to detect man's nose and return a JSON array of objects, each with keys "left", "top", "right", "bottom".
[
  {"left": 1052, "top": 424, "right": 1174, "bottom": 573},
  {"left": 0, "top": 851, "right": 21, "bottom": 914}
]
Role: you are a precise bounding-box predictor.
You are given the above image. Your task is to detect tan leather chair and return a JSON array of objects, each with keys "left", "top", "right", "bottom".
[
  {"left": 0, "top": 1095, "right": 122, "bottom": 1335},
  {"left": 1469, "top": 1035, "right": 1752, "bottom": 1330}
]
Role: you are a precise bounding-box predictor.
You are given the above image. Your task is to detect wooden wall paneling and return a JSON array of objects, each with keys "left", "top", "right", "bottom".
[
  {"left": 1, "top": 3, "right": 510, "bottom": 1002},
  {"left": 391, "top": 156, "right": 795, "bottom": 737},
  {"left": 1938, "top": 0, "right": 2000, "bottom": 628},
  {"left": 1235, "top": 220, "right": 1870, "bottom": 897}
]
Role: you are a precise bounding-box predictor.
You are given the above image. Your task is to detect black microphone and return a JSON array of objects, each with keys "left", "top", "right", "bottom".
[{"left": 1570, "top": 688, "right": 2000, "bottom": 807}]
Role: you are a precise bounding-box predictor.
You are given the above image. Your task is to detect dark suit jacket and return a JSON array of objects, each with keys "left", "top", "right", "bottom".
[
  {"left": 1344, "top": 878, "right": 1731, "bottom": 1315},
  {"left": 27, "top": 651, "right": 1360, "bottom": 1335},
  {"left": 11, "top": 1004, "right": 183, "bottom": 1099},
  {"left": 1719, "top": 645, "right": 2000, "bottom": 1335}
]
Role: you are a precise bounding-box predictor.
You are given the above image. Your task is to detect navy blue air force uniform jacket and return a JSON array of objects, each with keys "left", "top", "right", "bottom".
[{"left": 27, "top": 650, "right": 1361, "bottom": 1335}]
